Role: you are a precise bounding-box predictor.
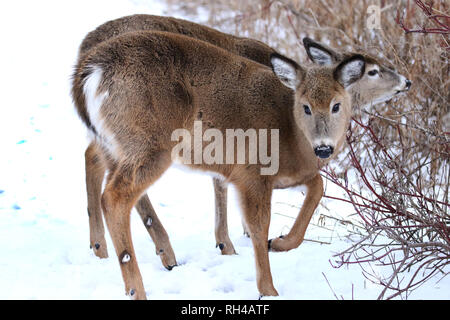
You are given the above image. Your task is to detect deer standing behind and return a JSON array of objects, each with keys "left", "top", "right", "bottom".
[
  {"left": 78, "top": 15, "right": 411, "bottom": 265},
  {"left": 72, "top": 29, "right": 369, "bottom": 298}
]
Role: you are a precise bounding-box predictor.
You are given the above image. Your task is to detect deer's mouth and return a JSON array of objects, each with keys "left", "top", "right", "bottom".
[
  {"left": 314, "top": 145, "right": 334, "bottom": 159},
  {"left": 395, "top": 80, "right": 412, "bottom": 95}
]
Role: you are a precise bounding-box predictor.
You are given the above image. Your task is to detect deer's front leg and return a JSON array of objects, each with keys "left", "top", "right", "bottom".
[
  {"left": 239, "top": 181, "right": 278, "bottom": 297},
  {"left": 269, "top": 174, "right": 323, "bottom": 252},
  {"left": 213, "top": 177, "right": 236, "bottom": 255}
]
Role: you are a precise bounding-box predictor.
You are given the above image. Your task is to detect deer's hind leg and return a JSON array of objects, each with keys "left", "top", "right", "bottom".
[
  {"left": 85, "top": 142, "right": 108, "bottom": 258},
  {"left": 135, "top": 194, "right": 177, "bottom": 270},
  {"left": 212, "top": 177, "right": 251, "bottom": 246},
  {"left": 101, "top": 150, "right": 172, "bottom": 300},
  {"left": 85, "top": 142, "right": 177, "bottom": 268}
]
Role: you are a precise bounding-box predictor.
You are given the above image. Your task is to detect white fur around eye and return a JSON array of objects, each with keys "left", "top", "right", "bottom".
[
  {"left": 330, "top": 102, "right": 341, "bottom": 114},
  {"left": 367, "top": 65, "right": 380, "bottom": 78}
]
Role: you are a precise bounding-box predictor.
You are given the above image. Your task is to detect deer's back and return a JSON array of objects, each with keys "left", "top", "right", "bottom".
[
  {"left": 74, "top": 31, "right": 292, "bottom": 145},
  {"left": 79, "top": 14, "right": 275, "bottom": 67}
]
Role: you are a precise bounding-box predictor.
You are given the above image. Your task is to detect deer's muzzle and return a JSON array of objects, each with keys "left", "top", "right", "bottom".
[{"left": 314, "top": 145, "right": 334, "bottom": 159}]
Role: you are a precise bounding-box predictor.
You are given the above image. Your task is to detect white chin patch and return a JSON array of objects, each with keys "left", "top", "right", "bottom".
[
  {"left": 313, "top": 138, "right": 334, "bottom": 148},
  {"left": 363, "top": 93, "right": 396, "bottom": 108}
]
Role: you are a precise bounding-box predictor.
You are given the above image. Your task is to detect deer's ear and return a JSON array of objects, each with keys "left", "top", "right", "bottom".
[
  {"left": 334, "top": 54, "right": 366, "bottom": 88},
  {"left": 303, "top": 37, "right": 341, "bottom": 66},
  {"left": 270, "top": 53, "right": 302, "bottom": 90}
]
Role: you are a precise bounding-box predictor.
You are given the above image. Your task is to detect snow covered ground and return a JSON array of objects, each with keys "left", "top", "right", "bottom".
[{"left": 0, "top": 0, "right": 448, "bottom": 300}]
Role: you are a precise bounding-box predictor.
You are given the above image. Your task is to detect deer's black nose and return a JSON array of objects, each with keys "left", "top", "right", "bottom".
[
  {"left": 405, "top": 79, "right": 412, "bottom": 90},
  {"left": 314, "top": 145, "right": 334, "bottom": 159}
]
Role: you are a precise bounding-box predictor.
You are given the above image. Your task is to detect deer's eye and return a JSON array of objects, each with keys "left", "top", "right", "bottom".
[
  {"left": 332, "top": 103, "right": 340, "bottom": 113},
  {"left": 368, "top": 69, "right": 379, "bottom": 76},
  {"left": 303, "top": 105, "right": 312, "bottom": 115}
]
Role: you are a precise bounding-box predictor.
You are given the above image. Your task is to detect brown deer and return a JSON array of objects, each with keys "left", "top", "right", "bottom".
[
  {"left": 78, "top": 14, "right": 276, "bottom": 265},
  {"left": 78, "top": 15, "right": 411, "bottom": 263},
  {"left": 72, "top": 30, "right": 368, "bottom": 299}
]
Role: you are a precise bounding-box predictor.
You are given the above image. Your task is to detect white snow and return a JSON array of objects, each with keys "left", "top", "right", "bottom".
[{"left": 0, "top": 0, "right": 448, "bottom": 300}]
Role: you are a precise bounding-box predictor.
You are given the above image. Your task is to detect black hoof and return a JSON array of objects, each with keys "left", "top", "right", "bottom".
[
  {"left": 218, "top": 243, "right": 225, "bottom": 251},
  {"left": 95, "top": 243, "right": 100, "bottom": 250},
  {"left": 166, "top": 264, "right": 177, "bottom": 271},
  {"left": 268, "top": 239, "right": 272, "bottom": 250}
]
